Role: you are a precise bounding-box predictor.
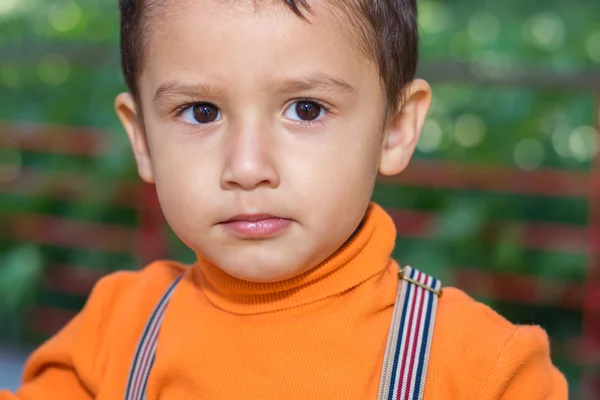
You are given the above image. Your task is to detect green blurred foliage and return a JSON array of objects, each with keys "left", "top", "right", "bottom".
[
  {"left": 0, "top": 246, "right": 43, "bottom": 340},
  {"left": 0, "top": 246, "right": 42, "bottom": 313}
]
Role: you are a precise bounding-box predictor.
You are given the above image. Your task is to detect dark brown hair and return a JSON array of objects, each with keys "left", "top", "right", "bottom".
[{"left": 119, "top": 0, "right": 418, "bottom": 109}]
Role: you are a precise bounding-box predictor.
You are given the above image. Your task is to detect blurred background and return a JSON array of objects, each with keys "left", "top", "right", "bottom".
[{"left": 0, "top": 0, "right": 599, "bottom": 397}]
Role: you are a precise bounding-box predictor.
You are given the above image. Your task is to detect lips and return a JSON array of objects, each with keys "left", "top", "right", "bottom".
[
  {"left": 223, "top": 214, "right": 281, "bottom": 223},
  {"left": 219, "top": 214, "right": 292, "bottom": 238}
]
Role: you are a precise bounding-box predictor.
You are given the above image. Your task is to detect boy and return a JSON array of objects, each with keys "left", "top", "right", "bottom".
[{"left": 1, "top": 0, "right": 567, "bottom": 399}]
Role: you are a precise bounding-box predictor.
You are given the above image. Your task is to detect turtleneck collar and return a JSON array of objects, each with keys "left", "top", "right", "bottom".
[{"left": 191, "top": 203, "right": 396, "bottom": 315}]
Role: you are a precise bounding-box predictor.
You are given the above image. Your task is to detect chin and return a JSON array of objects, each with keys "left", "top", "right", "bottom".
[{"left": 221, "top": 256, "right": 305, "bottom": 283}]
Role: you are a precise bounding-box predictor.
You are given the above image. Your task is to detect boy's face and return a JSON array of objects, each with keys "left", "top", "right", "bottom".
[{"left": 116, "top": 0, "right": 430, "bottom": 282}]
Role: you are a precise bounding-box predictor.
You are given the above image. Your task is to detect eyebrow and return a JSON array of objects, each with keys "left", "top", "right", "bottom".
[
  {"left": 154, "top": 81, "right": 225, "bottom": 105},
  {"left": 153, "top": 73, "right": 354, "bottom": 105},
  {"left": 272, "top": 73, "right": 355, "bottom": 94}
]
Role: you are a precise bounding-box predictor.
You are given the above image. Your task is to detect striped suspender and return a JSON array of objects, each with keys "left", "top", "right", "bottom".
[
  {"left": 124, "top": 266, "right": 441, "bottom": 400},
  {"left": 124, "top": 275, "right": 183, "bottom": 400},
  {"left": 377, "top": 266, "right": 442, "bottom": 400}
]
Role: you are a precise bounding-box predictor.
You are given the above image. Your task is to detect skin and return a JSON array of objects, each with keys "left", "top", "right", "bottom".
[{"left": 115, "top": 0, "right": 431, "bottom": 282}]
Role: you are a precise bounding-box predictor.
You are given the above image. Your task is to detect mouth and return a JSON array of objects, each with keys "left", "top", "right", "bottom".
[
  {"left": 222, "top": 214, "right": 284, "bottom": 223},
  {"left": 219, "top": 214, "right": 293, "bottom": 239}
]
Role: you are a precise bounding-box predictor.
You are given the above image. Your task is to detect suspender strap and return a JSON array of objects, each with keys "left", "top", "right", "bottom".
[
  {"left": 377, "top": 266, "right": 442, "bottom": 400},
  {"left": 125, "top": 275, "right": 183, "bottom": 400}
]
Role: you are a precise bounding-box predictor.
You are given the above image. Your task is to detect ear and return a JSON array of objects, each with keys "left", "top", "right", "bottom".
[
  {"left": 115, "top": 93, "right": 155, "bottom": 183},
  {"left": 379, "top": 79, "right": 432, "bottom": 176}
]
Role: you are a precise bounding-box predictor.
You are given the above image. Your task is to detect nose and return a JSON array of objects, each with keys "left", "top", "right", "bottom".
[{"left": 220, "top": 123, "right": 280, "bottom": 191}]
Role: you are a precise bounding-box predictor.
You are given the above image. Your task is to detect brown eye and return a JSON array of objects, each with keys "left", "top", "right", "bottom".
[
  {"left": 290, "top": 101, "right": 323, "bottom": 121},
  {"left": 190, "top": 103, "right": 221, "bottom": 124}
]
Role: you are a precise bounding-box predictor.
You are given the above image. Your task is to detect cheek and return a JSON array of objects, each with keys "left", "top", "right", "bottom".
[
  {"left": 144, "top": 130, "right": 219, "bottom": 230},
  {"left": 286, "top": 123, "right": 382, "bottom": 207},
  {"left": 145, "top": 121, "right": 213, "bottom": 187},
  {"left": 153, "top": 164, "right": 207, "bottom": 237}
]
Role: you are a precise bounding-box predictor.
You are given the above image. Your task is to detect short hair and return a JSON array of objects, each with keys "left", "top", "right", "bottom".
[{"left": 119, "top": 0, "right": 418, "bottom": 110}]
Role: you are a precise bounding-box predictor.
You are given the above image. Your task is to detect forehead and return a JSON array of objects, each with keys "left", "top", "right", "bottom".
[
  {"left": 139, "top": 0, "right": 377, "bottom": 99},
  {"left": 144, "top": 0, "right": 366, "bottom": 46}
]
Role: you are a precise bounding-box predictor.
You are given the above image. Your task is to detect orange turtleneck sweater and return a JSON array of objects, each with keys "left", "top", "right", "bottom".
[{"left": 1, "top": 204, "right": 567, "bottom": 399}]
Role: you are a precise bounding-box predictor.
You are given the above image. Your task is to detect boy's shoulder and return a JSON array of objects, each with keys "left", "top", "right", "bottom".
[
  {"left": 15, "top": 261, "right": 187, "bottom": 389},
  {"left": 84, "top": 260, "right": 188, "bottom": 339},
  {"left": 429, "top": 286, "right": 564, "bottom": 398},
  {"left": 90, "top": 260, "right": 188, "bottom": 315},
  {"left": 434, "top": 285, "right": 546, "bottom": 353},
  {"left": 436, "top": 286, "right": 517, "bottom": 333},
  {"left": 95, "top": 260, "right": 187, "bottom": 298}
]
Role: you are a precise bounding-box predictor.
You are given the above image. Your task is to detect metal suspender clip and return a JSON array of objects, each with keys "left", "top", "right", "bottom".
[{"left": 398, "top": 268, "right": 443, "bottom": 297}]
